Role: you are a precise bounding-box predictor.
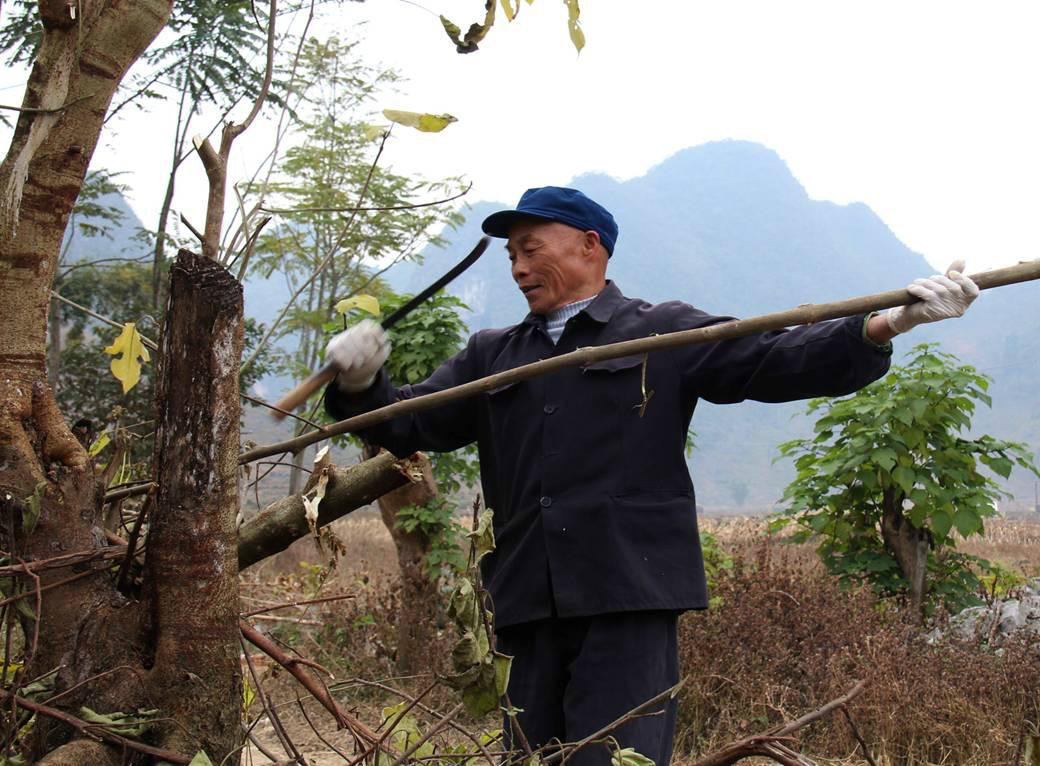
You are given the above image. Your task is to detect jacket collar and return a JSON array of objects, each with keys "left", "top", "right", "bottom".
[{"left": 515, "top": 280, "right": 624, "bottom": 332}]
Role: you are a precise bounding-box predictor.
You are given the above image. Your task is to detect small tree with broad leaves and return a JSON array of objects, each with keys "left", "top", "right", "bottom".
[{"left": 770, "top": 343, "right": 1039, "bottom": 616}]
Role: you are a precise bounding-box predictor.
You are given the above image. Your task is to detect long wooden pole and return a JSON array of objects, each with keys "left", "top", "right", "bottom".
[{"left": 239, "top": 259, "right": 1040, "bottom": 465}]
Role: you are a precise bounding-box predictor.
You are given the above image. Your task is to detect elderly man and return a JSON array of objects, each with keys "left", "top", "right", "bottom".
[{"left": 323, "top": 187, "right": 977, "bottom": 765}]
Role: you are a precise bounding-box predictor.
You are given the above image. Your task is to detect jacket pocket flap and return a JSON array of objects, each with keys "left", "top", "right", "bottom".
[{"left": 581, "top": 354, "right": 644, "bottom": 373}]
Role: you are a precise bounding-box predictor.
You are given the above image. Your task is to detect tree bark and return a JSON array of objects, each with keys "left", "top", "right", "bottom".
[
  {"left": 142, "top": 250, "right": 244, "bottom": 763},
  {"left": 238, "top": 450, "right": 421, "bottom": 570},
  {"left": 880, "top": 487, "right": 930, "bottom": 617},
  {"left": 0, "top": 2, "right": 172, "bottom": 759},
  {"left": 365, "top": 446, "right": 441, "bottom": 675}
]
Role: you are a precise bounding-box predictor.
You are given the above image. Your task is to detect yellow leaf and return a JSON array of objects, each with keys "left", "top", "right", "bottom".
[
  {"left": 88, "top": 431, "right": 111, "bottom": 457},
  {"left": 382, "top": 109, "right": 457, "bottom": 133},
  {"left": 335, "top": 294, "right": 381, "bottom": 317},
  {"left": 500, "top": 0, "right": 516, "bottom": 21},
  {"left": 439, "top": 1, "right": 496, "bottom": 53},
  {"left": 103, "top": 323, "right": 150, "bottom": 394},
  {"left": 563, "top": 0, "right": 584, "bottom": 52},
  {"left": 362, "top": 123, "right": 386, "bottom": 141}
]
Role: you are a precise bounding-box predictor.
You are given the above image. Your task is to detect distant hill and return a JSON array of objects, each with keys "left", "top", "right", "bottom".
[
  {"left": 61, "top": 190, "right": 147, "bottom": 265},
  {"left": 79, "top": 143, "right": 1039, "bottom": 511},
  {"left": 394, "top": 140, "right": 1040, "bottom": 509}
]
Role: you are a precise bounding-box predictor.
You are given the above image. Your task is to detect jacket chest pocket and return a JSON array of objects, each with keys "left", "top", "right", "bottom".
[
  {"left": 579, "top": 354, "right": 648, "bottom": 412},
  {"left": 582, "top": 354, "right": 689, "bottom": 494}
]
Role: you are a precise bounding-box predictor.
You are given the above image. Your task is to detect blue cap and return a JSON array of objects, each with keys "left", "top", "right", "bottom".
[{"left": 481, "top": 186, "right": 618, "bottom": 256}]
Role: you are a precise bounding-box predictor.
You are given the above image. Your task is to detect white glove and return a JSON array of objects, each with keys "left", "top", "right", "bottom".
[
  {"left": 325, "top": 319, "right": 391, "bottom": 393},
  {"left": 885, "top": 260, "right": 980, "bottom": 335}
]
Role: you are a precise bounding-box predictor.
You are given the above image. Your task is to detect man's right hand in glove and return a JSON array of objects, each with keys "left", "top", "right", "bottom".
[{"left": 325, "top": 319, "right": 391, "bottom": 393}]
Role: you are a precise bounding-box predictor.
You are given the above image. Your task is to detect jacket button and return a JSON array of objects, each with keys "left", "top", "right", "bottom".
[
  {"left": 543, "top": 404, "right": 557, "bottom": 415},
  {"left": 539, "top": 496, "right": 552, "bottom": 508}
]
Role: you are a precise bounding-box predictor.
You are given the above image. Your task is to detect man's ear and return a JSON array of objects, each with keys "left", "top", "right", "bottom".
[{"left": 581, "top": 229, "right": 602, "bottom": 255}]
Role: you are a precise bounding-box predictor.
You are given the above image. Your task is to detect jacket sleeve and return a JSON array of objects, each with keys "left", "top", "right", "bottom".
[
  {"left": 323, "top": 332, "right": 483, "bottom": 457},
  {"left": 665, "top": 303, "right": 892, "bottom": 404}
]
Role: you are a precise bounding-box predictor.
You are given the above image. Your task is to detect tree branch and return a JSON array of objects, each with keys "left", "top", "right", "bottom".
[
  {"left": 50, "top": 291, "right": 159, "bottom": 350},
  {"left": 240, "top": 620, "right": 394, "bottom": 755},
  {"left": 239, "top": 258, "right": 1040, "bottom": 465},
  {"left": 260, "top": 182, "right": 472, "bottom": 214},
  {"left": 0, "top": 689, "right": 191, "bottom": 764},
  {"left": 227, "top": 0, "right": 277, "bottom": 139},
  {"left": 237, "top": 450, "right": 420, "bottom": 569},
  {"left": 687, "top": 681, "right": 866, "bottom": 766},
  {"left": 239, "top": 128, "right": 392, "bottom": 374},
  {"left": 0, "top": 93, "right": 95, "bottom": 115}
]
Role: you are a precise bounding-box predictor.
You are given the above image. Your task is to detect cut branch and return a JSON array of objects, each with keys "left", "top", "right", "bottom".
[
  {"left": 0, "top": 688, "right": 191, "bottom": 764},
  {"left": 240, "top": 258, "right": 1040, "bottom": 465},
  {"left": 689, "top": 680, "right": 866, "bottom": 766},
  {"left": 237, "top": 450, "right": 420, "bottom": 570},
  {"left": 240, "top": 620, "right": 394, "bottom": 756}
]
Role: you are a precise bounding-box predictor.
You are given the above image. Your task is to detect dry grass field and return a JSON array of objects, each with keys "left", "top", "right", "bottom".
[{"left": 240, "top": 512, "right": 1040, "bottom": 766}]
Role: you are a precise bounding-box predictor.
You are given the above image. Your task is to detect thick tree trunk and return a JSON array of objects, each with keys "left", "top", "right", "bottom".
[
  {"left": 47, "top": 293, "right": 62, "bottom": 387},
  {"left": 142, "top": 251, "right": 244, "bottom": 762},
  {"left": 880, "top": 488, "right": 930, "bottom": 617},
  {"left": 0, "top": 2, "right": 172, "bottom": 760},
  {"left": 364, "top": 446, "right": 441, "bottom": 675}
]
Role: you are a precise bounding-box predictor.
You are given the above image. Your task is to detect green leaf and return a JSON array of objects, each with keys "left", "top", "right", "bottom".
[
  {"left": 469, "top": 509, "right": 496, "bottom": 562},
  {"left": 953, "top": 508, "right": 981, "bottom": 537},
  {"left": 103, "top": 322, "right": 150, "bottom": 394},
  {"left": 981, "top": 454, "right": 1014, "bottom": 479},
  {"left": 892, "top": 465, "right": 916, "bottom": 494},
  {"left": 930, "top": 510, "right": 953, "bottom": 539},
  {"left": 873, "top": 444, "right": 898, "bottom": 469},
  {"left": 382, "top": 109, "right": 458, "bottom": 133},
  {"left": 188, "top": 752, "right": 215, "bottom": 766},
  {"left": 449, "top": 578, "right": 479, "bottom": 629},
  {"left": 611, "top": 748, "right": 656, "bottom": 766},
  {"left": 461, "top": 672, "right": 500, "bottom": 717},
  {"left": 78, "top": 707, "right": 160, "bottom": 737},
  {"left": 493, "top": 652, "right": 512, "bottom": 696}
]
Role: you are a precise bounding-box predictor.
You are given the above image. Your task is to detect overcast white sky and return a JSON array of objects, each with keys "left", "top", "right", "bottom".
[{"left": 4, "top": 1, "right": 1039, "bottom": 274}]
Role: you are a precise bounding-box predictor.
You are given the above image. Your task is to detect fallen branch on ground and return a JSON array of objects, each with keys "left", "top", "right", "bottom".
[
  {"left": 0, "top": 688, "right": 190, "bottom": 764},
  {"left": 239, "top": 620, "right": 399, "bottom": 759},
  {"left": 690, "top": 680, "right": 866, "bottom": 766}
]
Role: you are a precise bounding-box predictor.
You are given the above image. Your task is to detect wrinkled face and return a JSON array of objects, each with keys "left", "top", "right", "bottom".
[{"left": 506, "top": 219, "right": 601, "bottom": 314}]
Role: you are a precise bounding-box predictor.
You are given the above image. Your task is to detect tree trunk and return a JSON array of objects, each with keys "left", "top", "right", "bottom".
[
  {"left": 880, "top": 487, "right": 930, "bottom": 617},
  {"left": 142, "top": 250, "right": 244, "bottom": 762},
  {"left": 364, "top": 446, "right": 441, "bottom": 675},
  {"left": 0, "top": 2, "right": 172, "bottom": 760},
  {"left": 47, "top": 292, "right": 62, "bottom": 387}
]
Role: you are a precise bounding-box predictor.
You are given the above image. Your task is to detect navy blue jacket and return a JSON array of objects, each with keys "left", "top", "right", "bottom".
[{"left": 326, "top": 282, "right": 891, "bottom": 628}]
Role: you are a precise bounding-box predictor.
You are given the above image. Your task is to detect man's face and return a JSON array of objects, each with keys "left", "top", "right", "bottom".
[{"left": 506, "top": 220, "right": 599, "bottom": 314}]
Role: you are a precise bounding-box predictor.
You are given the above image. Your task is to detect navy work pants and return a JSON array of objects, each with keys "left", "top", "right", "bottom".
[{"left": 496, "top": 611, "right": 680, "bottom": 766}]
